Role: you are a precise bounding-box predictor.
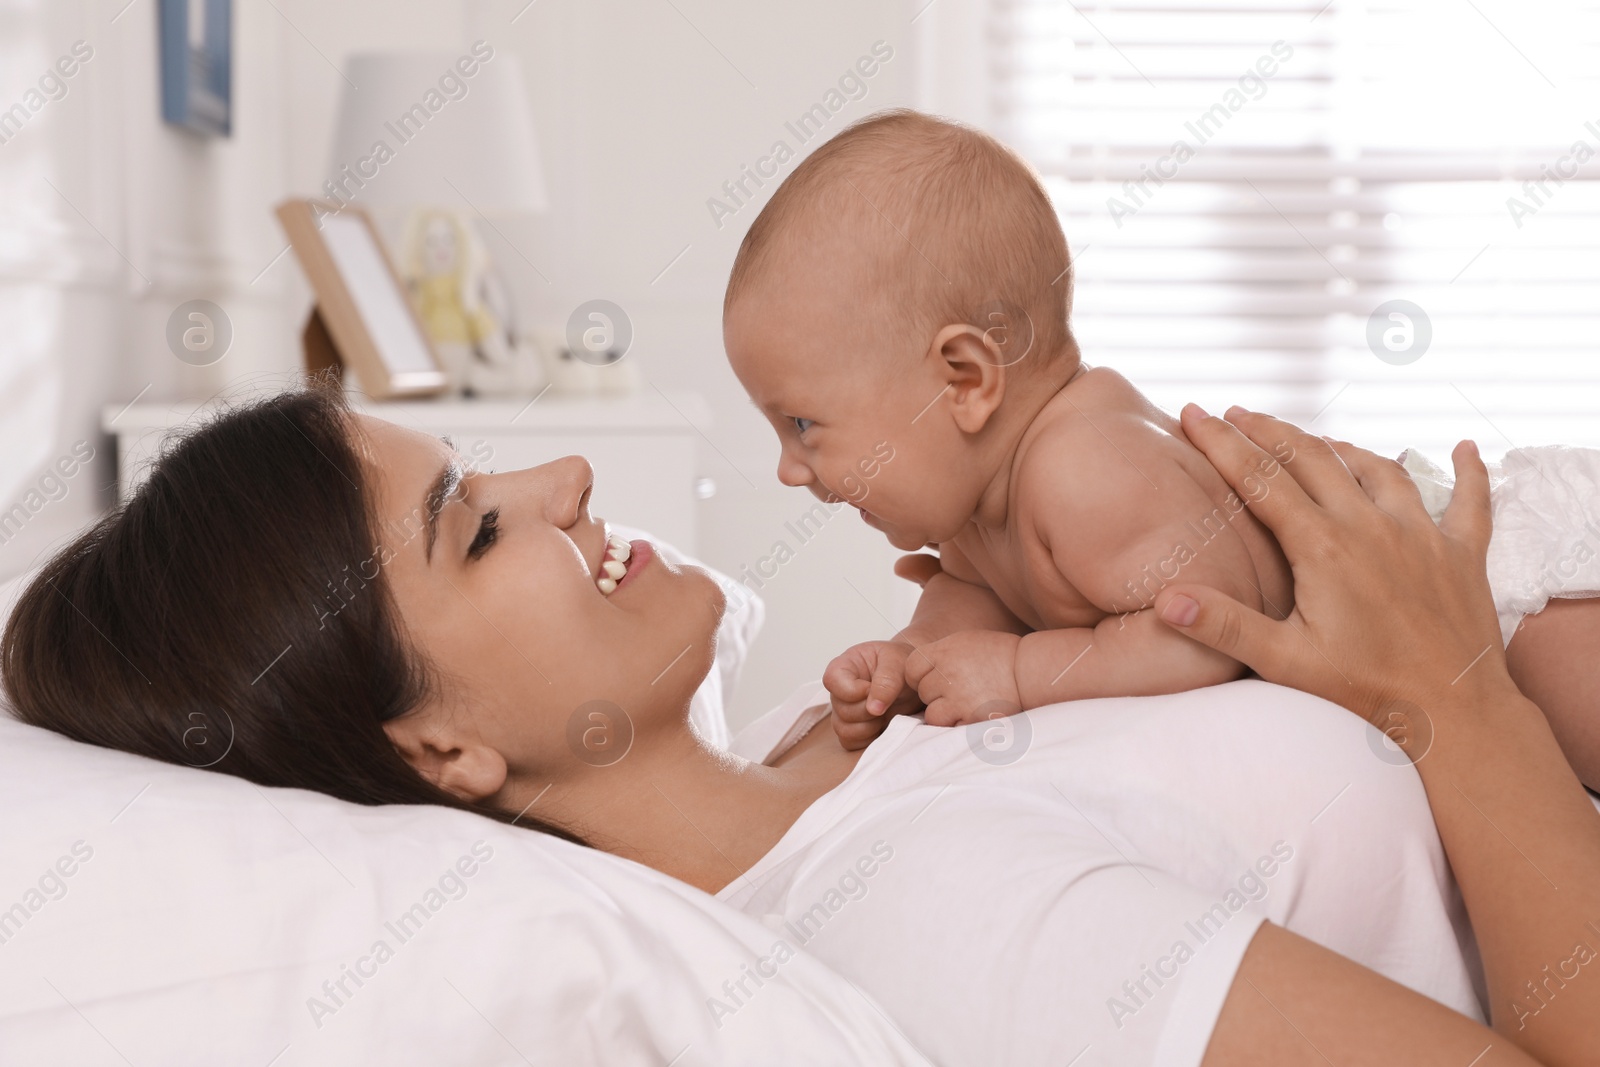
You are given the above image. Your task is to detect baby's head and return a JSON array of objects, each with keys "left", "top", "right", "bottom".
[{"left": 725, "top": 109, "right": 1079, "bottom": 550}]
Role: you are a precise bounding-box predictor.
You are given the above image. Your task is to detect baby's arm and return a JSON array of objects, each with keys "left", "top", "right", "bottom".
[
  {"left": 909, "top": 597, "right": 1246, "bottom": 725},
  {"left": 1026, "top": 441, "right": 1267, "bottom": 702},
  {"left": 1013, "top": 605, "right": 1242, "bottom": 706},
  {"left": 907, "top": 422, "right": 1267, "bottom": 723},
  {"left": 827, "top": 548, "right": 1029, "bottom": 748}
]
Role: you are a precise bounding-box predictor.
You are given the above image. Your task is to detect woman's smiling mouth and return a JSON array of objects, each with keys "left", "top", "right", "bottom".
[{"left": 596, "top": 535, "right": 653, "bottom": 595}]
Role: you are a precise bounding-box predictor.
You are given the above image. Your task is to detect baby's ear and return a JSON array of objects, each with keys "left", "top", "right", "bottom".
[{"left": 930, "top": 323, "right": 1006, "bottom": 434}]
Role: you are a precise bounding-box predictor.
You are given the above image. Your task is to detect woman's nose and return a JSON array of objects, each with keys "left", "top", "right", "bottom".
[{"left": 542, "top": 455, "right": 594, "bottom": 526}]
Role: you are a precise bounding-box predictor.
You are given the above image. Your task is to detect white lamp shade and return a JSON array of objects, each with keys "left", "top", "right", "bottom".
[{"left": 328, "top": 51, "right": 547, "bottom": 215}]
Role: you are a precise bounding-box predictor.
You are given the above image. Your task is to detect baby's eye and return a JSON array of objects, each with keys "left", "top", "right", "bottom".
[{"left": 791, "top": 417, "right": 814, "bottom": 436}]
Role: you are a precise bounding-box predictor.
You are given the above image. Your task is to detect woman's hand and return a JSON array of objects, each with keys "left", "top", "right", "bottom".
[
  {"left": 1163, "top": 404, "right": 1600, "bottom": 1066},
  {"left": 1153, "top": 404, "right": 1517, "bottom": 735}
]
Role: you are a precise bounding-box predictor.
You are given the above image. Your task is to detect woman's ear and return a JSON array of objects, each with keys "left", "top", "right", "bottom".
[
  {"left": 929, "top": 323, "right": 1007, "bottom": 434},
  {"left": 383, "top": 711, "right": 508, "bottom": 804}
]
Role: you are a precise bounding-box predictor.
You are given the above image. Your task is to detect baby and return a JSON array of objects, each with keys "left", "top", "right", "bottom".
[{"left": 724, "top": 109, "right": 1600, "bottom": 772}]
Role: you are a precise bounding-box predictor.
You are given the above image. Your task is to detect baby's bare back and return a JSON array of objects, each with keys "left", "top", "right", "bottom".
[{"left": 951, "top": 367, "right": 1293, "bottom": 634}]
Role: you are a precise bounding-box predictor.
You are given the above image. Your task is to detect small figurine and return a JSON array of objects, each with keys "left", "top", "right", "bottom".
[{"left": 399, "top": 208, "right": 545, "bottom": 397}]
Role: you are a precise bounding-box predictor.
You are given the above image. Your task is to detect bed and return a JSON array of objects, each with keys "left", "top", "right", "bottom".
[{"left": 0, "top": 532, "right": 1495, "bottom": 1065}]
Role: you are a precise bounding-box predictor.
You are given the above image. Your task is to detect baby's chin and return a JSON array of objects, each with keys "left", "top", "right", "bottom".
[
  {"left": 854, "top": 505, "right": 938, "bottom": 551},
  {"left": 883, "top": 526, "right": 930, "bottom": 552}
]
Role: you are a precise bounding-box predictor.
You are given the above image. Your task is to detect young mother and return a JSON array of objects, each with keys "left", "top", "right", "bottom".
[{"left": 4, "top": 388, "right": 1596, "bottom": 1066}]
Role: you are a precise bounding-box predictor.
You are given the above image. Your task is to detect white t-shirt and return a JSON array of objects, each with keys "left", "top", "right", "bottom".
[{"left": 719, "top": 679, "right": 1483, "bottom": 1067}]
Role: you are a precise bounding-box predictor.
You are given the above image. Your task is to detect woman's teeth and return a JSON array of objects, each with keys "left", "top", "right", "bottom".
[{"left": 597, "top": 536, "right": 632, "bottom": 595}]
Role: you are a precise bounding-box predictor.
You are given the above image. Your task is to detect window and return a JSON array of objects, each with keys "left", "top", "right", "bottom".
[{"left": 988, "top": 0, "right": 1600, "bottom": 458}]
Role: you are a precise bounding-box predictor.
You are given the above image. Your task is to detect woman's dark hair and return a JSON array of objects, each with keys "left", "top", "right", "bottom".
[{"left": 1, "top": 386, "right": 581, "bottom": 844}]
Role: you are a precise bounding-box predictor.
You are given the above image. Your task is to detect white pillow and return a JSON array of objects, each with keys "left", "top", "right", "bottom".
[{"left": 0, "top": 713, "right": 927, "bottom": 1065}]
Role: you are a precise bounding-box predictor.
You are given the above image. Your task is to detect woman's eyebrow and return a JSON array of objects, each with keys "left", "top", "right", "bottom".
[{"left": 422, "top": 453, "right": 464, "bottom": 564}]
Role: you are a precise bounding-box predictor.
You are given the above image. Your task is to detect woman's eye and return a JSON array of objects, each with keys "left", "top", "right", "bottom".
[
  {"left": 792, "top": 416, "right": 814, "bottom": 436},
  {"left": 468, "top": 507, "right": 500, "bottom": 559}
]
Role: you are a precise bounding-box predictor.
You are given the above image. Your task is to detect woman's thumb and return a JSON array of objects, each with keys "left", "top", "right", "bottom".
[{"left": 1154, "top": 585, "right": 1276, "bottom": 673}]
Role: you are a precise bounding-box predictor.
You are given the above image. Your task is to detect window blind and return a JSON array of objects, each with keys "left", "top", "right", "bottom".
[{"left": 989, "top": 0, "right": 1600, "bottom": 459}]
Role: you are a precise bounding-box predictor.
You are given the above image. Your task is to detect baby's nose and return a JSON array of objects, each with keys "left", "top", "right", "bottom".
[{"left": 776, "top": 451, "right": 813, "bottom": 489}]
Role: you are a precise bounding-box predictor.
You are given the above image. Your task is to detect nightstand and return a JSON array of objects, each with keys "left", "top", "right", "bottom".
[{"left": 101, "top": 391, "right": 712, "bottom": 551}]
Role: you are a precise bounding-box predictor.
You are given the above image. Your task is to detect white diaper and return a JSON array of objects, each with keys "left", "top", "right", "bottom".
[{"left": 1404, "top": 446, "right": 1600, "bottom": 646}]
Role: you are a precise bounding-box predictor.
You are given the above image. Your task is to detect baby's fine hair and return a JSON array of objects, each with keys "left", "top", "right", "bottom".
[{"left": 724, "top": 108, "right": 1077, "bottom": 366}]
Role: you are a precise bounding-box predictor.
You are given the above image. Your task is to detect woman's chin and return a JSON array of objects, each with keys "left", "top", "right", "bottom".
[
  {"left": 668, "top": 565, "right": 729, "bottom": 682},
  {"left": 675, "top": 563, "right": 729, "bottom": 620}
]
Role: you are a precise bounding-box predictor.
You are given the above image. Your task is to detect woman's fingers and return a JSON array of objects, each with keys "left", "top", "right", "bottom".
[
  {"left": 1223, "top": 407, "right": 1374, "bottom": 510},
  {"left": 1440, "top": 439, "right": 1493, "bottom": 558},
  {"left": 1179, "top": 405, "right": 1316, "bottom": 526},
  {"left": 1155, "top": 584, "right": 1288, "bottom": 683},
  {"left": 1325, "top": 439, "right": 1430, "bottom": 523}
]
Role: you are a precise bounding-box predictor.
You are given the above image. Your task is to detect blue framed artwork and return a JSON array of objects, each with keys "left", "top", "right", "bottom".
[{"left": 159, "top": 0, "right": 232, "bottom": 137}]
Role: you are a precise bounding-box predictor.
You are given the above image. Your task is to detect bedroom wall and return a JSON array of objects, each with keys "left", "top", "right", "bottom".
[
  {"left": 489, "top": 0, "right": 922, "bottom": 724},
  {"left": 0, "top": 0, "right": 924, "bottom": 728},
  {"left": 0, "top": 0, "right": 509, "bottom": 576},
  {"left": 0, "top": 0, "right": 284, "bottom": 575}
]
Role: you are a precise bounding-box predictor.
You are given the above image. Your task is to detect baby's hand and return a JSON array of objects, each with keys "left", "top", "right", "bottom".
[
  {"left": 823, "top": 641, "right": 922, "bottom": 750},
  {"left": 904, "top": 630, "right": 1024, "bottom": 727}
]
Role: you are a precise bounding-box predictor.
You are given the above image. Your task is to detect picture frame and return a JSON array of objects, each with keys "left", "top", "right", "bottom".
[
  {"left": 159, "top": 0, "right": 233, "bottom": 137},
  {"left": 275, "top": 200, "right": 449, "bottom": 399}
]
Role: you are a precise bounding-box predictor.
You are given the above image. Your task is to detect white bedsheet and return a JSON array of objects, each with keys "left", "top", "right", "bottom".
[{"left": 721, "top": 678, "right": 1485, "bottom": 1067}]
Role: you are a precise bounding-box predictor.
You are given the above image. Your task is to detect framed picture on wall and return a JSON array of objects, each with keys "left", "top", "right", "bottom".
[
  {"left": 159, "top": 0, "right": 232, "bottom": 136},
  {"left": 276, "top": 200, "right": 449, "bottom": 399}
]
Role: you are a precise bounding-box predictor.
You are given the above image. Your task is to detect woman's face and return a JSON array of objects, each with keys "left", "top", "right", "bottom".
[{"left": 351, "top": 414, "right": 724, "bottom": 802}]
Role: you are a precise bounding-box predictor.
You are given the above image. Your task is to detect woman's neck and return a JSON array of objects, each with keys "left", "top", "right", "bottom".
[{"left": 500, "top": 712, "right": 863, "bottom": 894}]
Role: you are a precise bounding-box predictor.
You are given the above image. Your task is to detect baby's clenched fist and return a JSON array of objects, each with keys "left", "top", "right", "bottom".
[
  {"left": 823, "top": 640, "right": 923, "bottom": 750},
  {"left": 904, "top": 630, "right": 1024, "bottom": 727}
]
